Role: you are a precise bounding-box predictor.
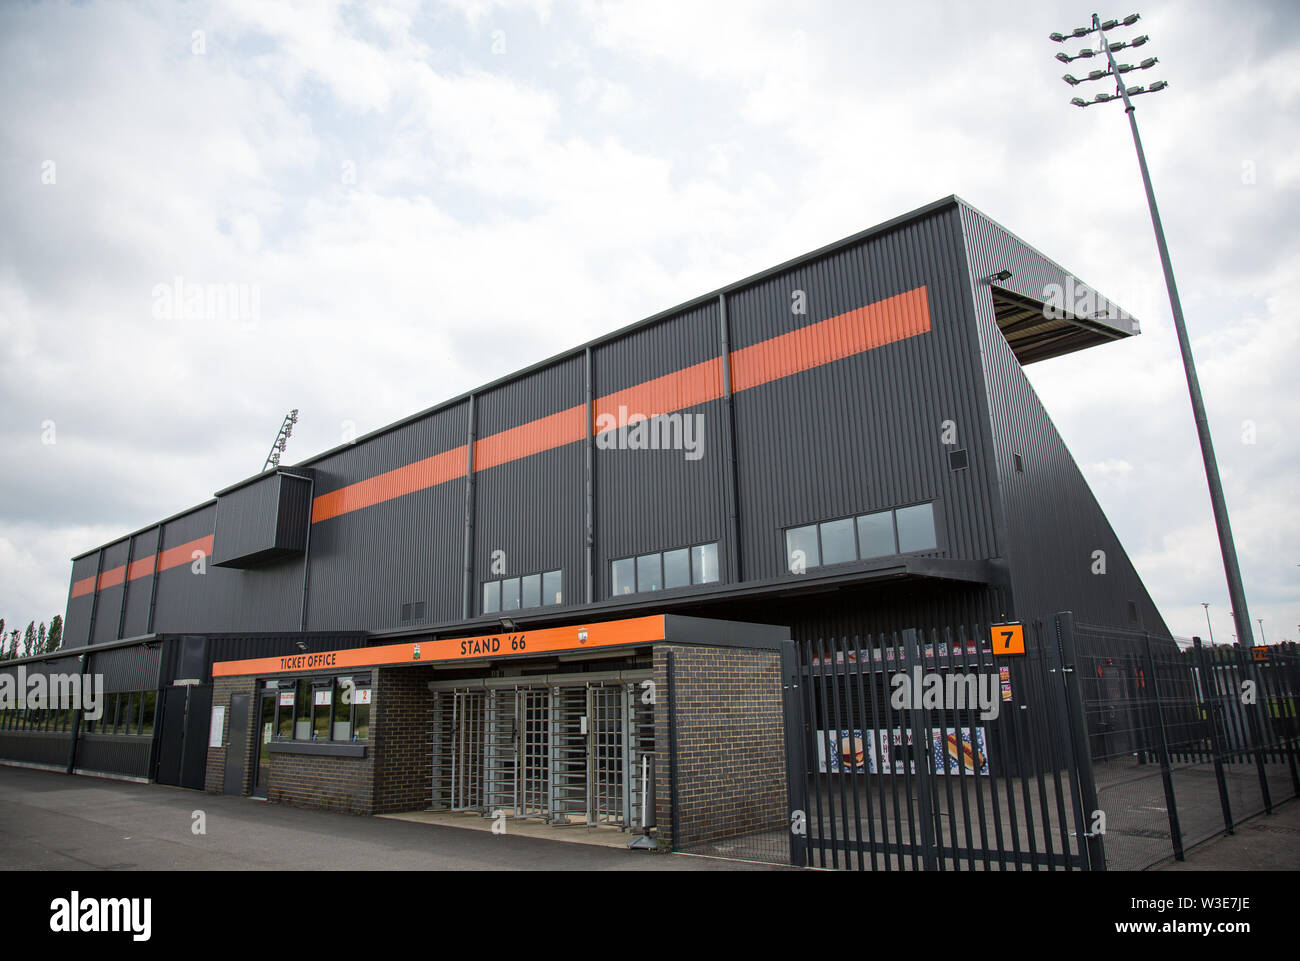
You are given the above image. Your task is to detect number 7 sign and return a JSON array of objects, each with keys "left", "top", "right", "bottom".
[{"left": 991, "top": 623, "right": 1025, "bottom": 656}]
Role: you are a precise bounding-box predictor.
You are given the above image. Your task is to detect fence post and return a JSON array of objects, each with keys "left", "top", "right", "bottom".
[
  {"left": 1141, "top": 632, "right": 1185, "bottom": 861},
  {"left": 901, "top": 628, "right": 939, "bottom": 871},
  {"left": 1054, "top": 612, "right": 1107, "bottom": 871},
  {"left": 1193, "top": 636, "right": 1235, "bottom": 835},
  {"left": 1233, "top": 644, "right": 1273, "bottom": 815},
  {"left": 780, "top": 639, "right": 809, "bottom": 867}
]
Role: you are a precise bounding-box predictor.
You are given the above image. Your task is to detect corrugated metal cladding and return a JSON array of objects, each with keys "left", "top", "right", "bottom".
[
  {"left": 595, "top": 300, "right": 727, "bottom": 581},
  {"left": 88, "top": 538, "right": 131, "bottom": 646},
  {"left": 120, "top": 526, "right": 160, "bottom": 639},
  {"left": 76, "top": 739, "right": 151, "bottom": 779},
  {"left": 212, "top": 471, "right": 310, "bottom": 568},
  {"left": 64, "top": 552, "right": 100, "bottom": 645},
  {"left": 304, "top": 400, "right": 469, "bottom": 630},
  {"left": 473, "top": 356, "right": 584, "bottom": 613},
  {"left": 958, "top": 202, "right": 1168, "bottom": 633},
  {"left": 158, "top": 632, "right": 363, "bottom": 682},
  {"left": 152, "top": 503, "right": 301, "bottom": 634},
  {"left": 730, "top": 206, "right": 1002, "bottom": 580},
  {"left": 86, "top": 642, "right": 160, "bottom": 692}
]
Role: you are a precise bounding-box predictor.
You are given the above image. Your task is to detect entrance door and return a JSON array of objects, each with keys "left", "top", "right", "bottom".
[{"left": 252, "top": 691, "right": 276, "bottom": 799}]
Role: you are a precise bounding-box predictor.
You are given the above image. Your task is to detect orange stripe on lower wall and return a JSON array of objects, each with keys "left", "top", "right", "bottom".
[
  {"left": 97, "top": 566, "right": 125, "bottom": 591},
  {"left": 127, "top": 554, "right": 156, "bottom": 581},
  {"left": 474, "top": 404, "right": 587, "bottom": 471},
  {"left": 312, "top": 446, "right": 468, "bottom": 523},
  {"left": 72, "top": 534, "right": 214, "bottom": 600},
  {"left": 70, "top": 576, "right": 96, "bottom": 599},
  {"left": 730, "top": 286, "right": 931, "bottom": 392}
]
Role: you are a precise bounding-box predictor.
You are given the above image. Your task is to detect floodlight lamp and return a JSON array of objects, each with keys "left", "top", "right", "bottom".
[
  {"left": 1140, "top": 57, "right": 1157, "bottom": 69},
  {"left": 1116, "top": 63, "right": 1133, "bottom": 73},
  {"left": 290, "top": 409, "right": 299, "bottom": 421},
  {"left": 1088, "top": 69, "right": 1107, "bottom": 80},
  {"left": 1063, "top": 74, "right": 1081, "bottom": 85},
  {"left": 1070, "top": 97, "right": 1089, "bottom": 107},
  {"left": 1131, "top": 35, "right": 1149, "bottom": 47},
  {"left": 1094, "top": 92, "right": 1114, "bottom": 102},
  {"left": 1071, "top": 26, "right": 1090, "bottom": 38},
  {"left": 1123, "top": 14, "right": 1140, "bottom": 26},
  {"left": 1149, "top": 80, "right": 1168, "bottom": 92},
  {"left": 1056, "top": 52, "right": 1071, "bottom": 63},
  {"left": 1127, "top": 85, "right": 1145, "bottom": 96},
  {"left": 277, "top": 437, "right": 287, "bottom": 451},
  {"left": 1077, "top": 48, "right": 1096, "bottom": 58},
  {"left": 1049, "top": 32, "right": 1066, "bottom": 42},
  {"left": 1101, "top": 19, "right": 1119, "bottom": 30}
]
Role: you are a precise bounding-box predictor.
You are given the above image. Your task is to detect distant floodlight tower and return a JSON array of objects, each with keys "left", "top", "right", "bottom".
[
  {"left": 1051, "top": 13, "right": 1254, "bottom": 650},
  {"left": 263, "top": 409, "right": 299, "bottom": 472}
]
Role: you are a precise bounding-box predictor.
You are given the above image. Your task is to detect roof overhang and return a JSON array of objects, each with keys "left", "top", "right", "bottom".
[{"left": 991, "top": 285, "right": 1139, "bottom": 365}]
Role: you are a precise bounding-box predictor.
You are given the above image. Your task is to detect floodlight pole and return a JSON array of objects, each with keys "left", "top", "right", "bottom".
[{"left": 1092, "top": 13, "right": 1255, "bottom": 650}]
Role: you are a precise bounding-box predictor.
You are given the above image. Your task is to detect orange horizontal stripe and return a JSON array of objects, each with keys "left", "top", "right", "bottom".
[
  {"left": 312, "top": 446, "right": 468, "bottom": 523},
  {"left": 593, "top": 357, "right": 724, "bottom": 433},
  {"left": 157, "top": 535, "right": 215, "bottom": 573},
  {"left": 474, "top": 404, "right": 586, "bottom": 471},
  {"left": 127, "top": 554, "right": 156, "bottom": 581},
  {"left": 730, "top": 286, "right": 931, "bottom": 392},
  {"left": 212, "top": 615, "right": 667, "bottom": 677},
  {"left": 73, "top": 534, "right": 214, "bottom": 599}
]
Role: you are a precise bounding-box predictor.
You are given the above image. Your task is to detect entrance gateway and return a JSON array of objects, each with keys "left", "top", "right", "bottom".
[
  {"left": 431, "top": 675, "right": 654, "bottom": 828},
  {"left": 204, "top": 614, "right": 796, "bottom": 853}
]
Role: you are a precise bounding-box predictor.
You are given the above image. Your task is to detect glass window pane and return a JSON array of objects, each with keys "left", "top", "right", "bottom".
[
  {"left": 501, "top": 577, "right": 521, "bottom": 611},
  {"left": 857, "top": 510, "right": 896, "bottom": 558},
  {"left": 295, "top": 679, "right": 312, "bottom": 739},
  {"left": 611, "top": 558, "right": 635, "bottom": 596},
  {"left": 663, "top": 548, "right": 691, "bottom": 589},
  {"left": 636, "top": 553, "right": 662, "bottom": 592},
  {"left": 140, "top": 692, "right": 156, "bottom": 737},
  {"left": 692, "top": 543, "right": 719, "bottom": 584},
  {"left": 786, "top": 525, "right": 820, "bottom": 572},
  {"left": 896, "top": 503, "right": 938, "bottom": 553},
  {"left": 521, "top": 573, "right": 541, "bottom": 609},
  {"left": 332, "top": 678, "right": 352, "bottom": 741},
  {"left": 543, "top": 570, "right": 563, "bottom": 606},
  {"left": 277, "top": 688, "right": 293, "bottom": 739},
  {"left": 483, "top": 581, "right": 500, "bottom": 614},
  {"left": 354, "top": 689, "right": 371, "bottom": 741},
  {"left": 820, "top": 518, "right": 857, "bottom": 565},
  {"left": 312, "top": 686, "right": 331, "bottom": 740}
]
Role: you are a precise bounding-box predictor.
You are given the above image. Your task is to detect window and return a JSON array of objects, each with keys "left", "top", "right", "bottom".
[
  {"left": 895, "top": 503, "right": 937, "bottom": 553},
  {"left": 311, "top": 682, "right": 332, "bottom": 740},
  {"left": 260, "top": 674, "right": 372, "bottom": 742},
  {"left": 294, "top": 679, "right": 312, "bottom": 739},
  {"left": 481, "top": 570, "right": 563, "bottom": 615},
  {"left": 332, "top": 677, "right": 353, "bottom": 741},
  {"left": 610, "top": 542, "right": 720, "bottom": 596},
  {"left": 786, "top": 502, "right": 939, "bottom": 572},
  {"left": 140, "top": 692, "right": 156, "bottom": 737}
]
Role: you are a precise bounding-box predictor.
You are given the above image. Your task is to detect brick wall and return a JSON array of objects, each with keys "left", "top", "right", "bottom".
[
  {"left": 653, "top": 644, "right": 788, "bottom": 850},
  {"left": 372, "top": 666, "right": 433, "bottom": 814},
  {"left": 203, "top": 666, "right": 435, "bottom": 816}
]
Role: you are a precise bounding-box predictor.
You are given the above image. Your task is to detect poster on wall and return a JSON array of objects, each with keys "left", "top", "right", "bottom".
[{"left": 817, "top": 727, "right": 989, "bottom": 776}]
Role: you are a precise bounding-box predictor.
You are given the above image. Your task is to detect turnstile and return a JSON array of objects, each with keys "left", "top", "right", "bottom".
[{"left": 431, "top": 679, "right": 653, "bottom": 828}]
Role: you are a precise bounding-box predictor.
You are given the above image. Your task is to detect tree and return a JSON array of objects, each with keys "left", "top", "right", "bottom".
[
  {"left": 7, "top": 630, "right": 17, "bottom": 657},
  {"left": 37, "top": 622, "right": 47, "bottom": 653},
  {"left": 0, "top": 618, "right": 6, "bottom": 659},
  {"left": 47, "top": 615, "right": 62, "bottom": 653},
  {"left": 22, "top": 622, "right": 35, "bottom": 659}
]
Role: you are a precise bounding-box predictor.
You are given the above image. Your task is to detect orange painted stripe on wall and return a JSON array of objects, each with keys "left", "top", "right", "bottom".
[
  {"left": 312, "top": 446, "right": 468, "bottom": 523},
  {"left": 97, "top": 566, "right": 126, "bottom": 591},
  {"left": 127, "top": 554, "right": 156, "bottom": 581},
  {"left": 593, "top": 357, "right": 724, "bottom": 432},
  {"left": 70, "top": 576, "right": 97, "bottom": 599},
  {"left": 729, "top": 286, "right": 931, "bottom": 393},
  {"left": 157, "top": 535, "right": 215, "bottom": 574},
  {"left": 474, "top": 404, "right": 587, "bottom": 471}
]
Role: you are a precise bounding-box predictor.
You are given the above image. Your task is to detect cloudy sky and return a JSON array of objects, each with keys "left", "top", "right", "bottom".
[{"left": 1, "top": 0, "right": 1296, "bottom": 644}]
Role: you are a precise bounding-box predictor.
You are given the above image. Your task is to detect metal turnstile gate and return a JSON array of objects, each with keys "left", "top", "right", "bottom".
[{"left": 431, "top": 680, "right": 653, "bottom": 829}]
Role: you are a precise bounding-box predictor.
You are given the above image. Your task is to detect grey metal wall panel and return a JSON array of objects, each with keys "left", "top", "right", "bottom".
[
  {"left": 309, "top": 401, "right": 469, "bottom": 495},
  {"left": 958, "top": 202, "right": 1169, "bottom": 633},
  {"left": 87, "top": 643, "right": 161, "bottom": 692},
  {"left": 276, "top": 475, "right": 312, "bottom": 550},
  {"left": 120, "top": 526, "right": 160, "bottom": 639},
  {"left": 74, "top": 737, "right": 151, "bottom": 778},
  {"left": 63, "top": 553, "right": 101, "bottom": 648},
  {"left": 595, "top": 300, "right": 720, "bottom": 393},
  {"left": 305, "top": 484, "right": 463, "bottom": 631},
  {"left": 212, "top": 472, "right": 288, "bottom": 566},
  {"left": 473, "top": 445, "right": 584, "bottom": 613},
  {"left": 729, "top": 207, "right": 1002, "bottom": 581},
  {"left": 90, "top": 539, "right": 130, "bottom": 645},
  {"left": 476, "top": 355, "right": 584, "bottom": 436}
]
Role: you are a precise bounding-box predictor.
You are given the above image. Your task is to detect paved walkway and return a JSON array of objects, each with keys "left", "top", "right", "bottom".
[
  {"left": 1153, "top": 796, "right": 1300, "bottom": 871},
  {"left": 0, "top": 766, "right": 781, "bottom": 871}
]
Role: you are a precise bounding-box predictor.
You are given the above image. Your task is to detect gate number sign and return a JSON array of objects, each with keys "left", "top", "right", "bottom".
[{"left": 992, "top": 623, "right": 1025, "bottom": 656}]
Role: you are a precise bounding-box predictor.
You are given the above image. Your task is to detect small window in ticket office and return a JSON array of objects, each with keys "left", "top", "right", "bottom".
[
  {"left": 311, "top": 681, "right": 332, "bottom": 740},
  {"left": 294, "top": 679, "right": 312, "bottom": 739},
  {"left": 332, "top": 677, "right": 353, "bottom": 742}
]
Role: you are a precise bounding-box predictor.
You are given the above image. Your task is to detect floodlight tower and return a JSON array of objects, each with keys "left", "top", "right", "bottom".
[
  {"left": 1050, "top": 13, "right": 1254, "bottom": 650},
  {"left": 263, "top": 409, "right": 299, "bottom": 472}
]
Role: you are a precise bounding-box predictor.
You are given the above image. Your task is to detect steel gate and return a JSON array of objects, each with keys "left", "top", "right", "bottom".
[{"left": 430, "top": 680, "right": 653, "bottom": 829}]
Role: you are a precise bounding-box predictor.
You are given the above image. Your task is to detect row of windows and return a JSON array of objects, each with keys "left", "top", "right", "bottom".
[
  {"left": 261, "top": 675, "right": 371, "bottom": 743},
  {"left": 786, "top": 502, "right": 938, "bottom": 572},
  {"left": 612, "top": 542, "right": 719, "bottom": 596},
  {"left": 0, "top": 691, "right": 157, "bottom": 736},
  {"left": 482, "top": 569, "right": 563, "bottom": 615}
]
